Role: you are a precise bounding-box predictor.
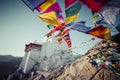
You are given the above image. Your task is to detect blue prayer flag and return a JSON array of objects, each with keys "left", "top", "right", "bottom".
[
  {"left": 23, "top": 0, "right": 46, "bottom": 11},
  {"left": 71, "top": 21, "right": 91, "bottom": 33}
]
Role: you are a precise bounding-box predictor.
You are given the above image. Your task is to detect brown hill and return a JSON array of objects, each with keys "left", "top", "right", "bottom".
[
  {"left": 30, "top": 40, "right": 120, "bottom": 80},
  {"left": 45, "top": 57, "right": 120, "bottom": 80}
]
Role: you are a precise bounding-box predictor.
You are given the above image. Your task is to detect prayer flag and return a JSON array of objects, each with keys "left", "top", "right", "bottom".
[
  {"left": 65, "top": 0, "right": 82, "bottom": 17},
  {"left": 98, "top": 2, "right": 120, "bottom": 25},
  {"left": 65, "top": 13, "right": 79, "bottom": 24},
  {"left": 22, "top": 0, "right": 46, "bottom": 11},
  {"left": 88, "top": 25, "right": 111, "bottom": 40},
  {"left": 54, "top": 31, "right": 63, "bottom": 43},
  {"left": 44, "top": 2, "right": 62, "bottom": 13},
  {"left": 64, "top": 0, "right": 77, "bottom": 8},
  {"left": 38, "top": 11, "right": 60, "bottom": 25},
  {"left": 71, "top": 21, "right": 91, "bottom": 33},
  {"left": 36, "top": 0, "right": 56, "bottom": 12},
  {"left": 79, "top": 0, "right": 109, "bottom": 12},
  {"left": 47, "top": 24, "right": 54, "bottom": 29},
  {"left": 63, "top": 32, "right": 72, "bottom": 48}
]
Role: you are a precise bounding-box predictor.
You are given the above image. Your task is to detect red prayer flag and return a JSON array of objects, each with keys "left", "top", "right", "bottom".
[
  {"left": 64, "top": 0, "right": 78, "bottom": 8},
  {"left": 88, "top": 25, "right": 111, "bottom": 39},
  {"left": 79, "top": 0, "right": 109, "bottom": 12}
]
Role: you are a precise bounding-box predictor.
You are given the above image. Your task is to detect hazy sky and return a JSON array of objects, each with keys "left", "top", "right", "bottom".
[{"left": 0, "top": 0, "right": 119, "bottom": 57}]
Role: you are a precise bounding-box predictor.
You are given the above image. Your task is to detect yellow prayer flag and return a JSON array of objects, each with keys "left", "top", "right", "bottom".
[
  {"left": 93, "top": 15, "right": 99, "bottom": 23},
  {"left": 38, "top": 12, "right": 60, "bottom": 25},
  {"left": 102, "top": 27, "right": 111, "bottom": 40},
  {"left": 56, "top": 36, "right": 62, "bottom": 40},
  {"left": 65, "top": 14, "right": 79, "bottom": 24},
  {"left": 88, "top": 25, "right": 111, "bottom": 40},
  {"left": 38, "top": 0, "right": 56, "bottom": 12}
]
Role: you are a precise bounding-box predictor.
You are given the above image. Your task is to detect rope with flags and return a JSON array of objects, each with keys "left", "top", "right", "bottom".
[{"left": 22, "top": 0, "right": 120, "bottom": 48}]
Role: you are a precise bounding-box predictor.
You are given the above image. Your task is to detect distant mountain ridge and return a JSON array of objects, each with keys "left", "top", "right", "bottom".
[
  {"left": 0, "top": 55, "right": 19, "bottom": 62},
  {"left": 0, "top": 55, "right": 22, "bottom": 80}
]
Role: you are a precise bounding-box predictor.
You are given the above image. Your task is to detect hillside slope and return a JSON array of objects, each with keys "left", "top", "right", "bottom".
[{"left": 30, "top": 40, "right": 120, "bottom": 80}]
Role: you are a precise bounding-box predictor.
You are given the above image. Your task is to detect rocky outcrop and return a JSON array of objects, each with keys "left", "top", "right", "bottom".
[
  {"left": 30, "top": 40, "right": 120, "bottom": 80},
  {"left": 45, "top": 56, "right": 120, "bottom": 80}
]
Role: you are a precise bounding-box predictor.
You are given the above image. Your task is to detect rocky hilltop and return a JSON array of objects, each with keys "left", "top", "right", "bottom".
[{"left": 7, "top": 40, "right": 120, "bottom": 80}]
